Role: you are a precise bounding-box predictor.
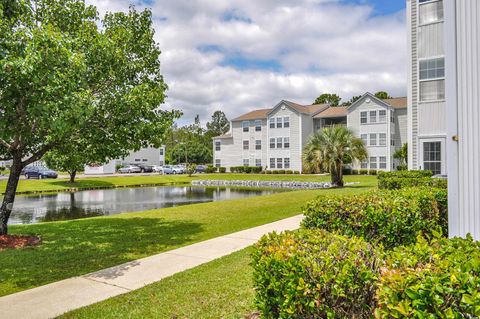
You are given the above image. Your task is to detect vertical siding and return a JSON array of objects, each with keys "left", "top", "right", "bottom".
[
  {"left": 418, "top": 22, "right": 445, "bottom": 58},
  {"left": 417, "top": 102, "right": 446, "bottom": 135},
  {"left": 410, "top": 0, "right": 419, "bottom": 169},
  {"left": 451, "top": 0, "right": 480, "bottom": 239}
]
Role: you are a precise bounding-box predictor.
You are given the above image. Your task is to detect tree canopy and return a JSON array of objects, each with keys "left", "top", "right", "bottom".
[
  {"left": 313, "top": 93, "right": 342, "bottom": 106},
  {"left": 0, "top": 0, "right": 179, "bottom": 234},
  {"left": 206, "top": 110, "right": 230, "bottom": 138},
  {"left": 374, "top": 91, "right": 392, "bottom": 99}
]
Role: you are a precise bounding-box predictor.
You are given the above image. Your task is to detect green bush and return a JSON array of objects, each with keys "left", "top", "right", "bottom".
[
  {"left": 205, "top": 165, "right": 217, "bottom": 173},
  {"left": 293, "top": 171, "right": 300, "bottom": 174},
  {"left": 265, "top": 170, "right": 272, "bottom": 174},
  {"left": 277, "top": 169, "right": 285, "bottom": 174},
  {"left": 218, "top": 167, "right": 226, "bottom": 173},
  {"left": 359, "top": 169, "right": 369, "bottom": 175},
  {"left": 396, "top": 164, "right": 408, "bottom": 171},
  {"left": 285, "top": 170, "right": 293, "bottom": 174},
  {"left": 352, "top": 169, "right": 359, "bottom": 175},
  {"left": 342, "top": 167, "right": 352, "bottom": 175},
  {"left": 301, "top": 187, "right": 448, "bottom": 249},
  {"left": 252, "top": 230, "right": 383, "bottom": 319},
  {"left": 376, "top": 234, "right": 480, "bottom": 318},
  {"left": 376, "top": 170, "right": 449, "bottom": 190},
  {"left": 369, "top": 169, "right": 377, "bottom": 175},
  {"left": 272, "top": 170, "right": 279, "bottom": 174},
  {"left": 378, "top": 170, "right": 433, "bottom": 179},
  {"left": 244, "top": 166, "right": 252, "bottom": 173},
  {"left": 251, "top": 166, "right": 262, "bottom": 173}
]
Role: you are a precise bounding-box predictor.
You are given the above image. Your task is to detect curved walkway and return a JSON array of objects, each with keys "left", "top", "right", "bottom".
[{"left": 0, "top": 215, "right": 303, "bottom": 319}]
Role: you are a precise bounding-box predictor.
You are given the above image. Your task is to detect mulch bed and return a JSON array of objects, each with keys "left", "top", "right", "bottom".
[{"left": 0, "top": 235, "right": 41, "bottom": 251}]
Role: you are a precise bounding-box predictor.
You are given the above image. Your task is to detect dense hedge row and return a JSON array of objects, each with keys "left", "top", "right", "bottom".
[
  {"left": 376, "top": 234, "right": 480, "bottom": 318},
  {"left": 253, "top": 230, "right": 383, "bottom": 319},
  {"left": 264, "top": 170, "right": 300, "bottom": 175},
  {"left": 301, "top": 187, "right": 448, "bottom": 249},
  {"left": 230, "top": 166, "right": 262, "bottom": 173},
  {"left": 253, "top": 230, "right": 480, "bottom": 319},
  {"left": 377, "top": 170, "right": 447, "bottom": 190}
]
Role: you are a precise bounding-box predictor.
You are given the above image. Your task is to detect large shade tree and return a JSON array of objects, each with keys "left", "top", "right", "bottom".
[
  {"left": 0, "top": 0, "right": 179, "bottom": 234},
  {"left": 303, "top": 126, "right": 367, "bottom": 187}
]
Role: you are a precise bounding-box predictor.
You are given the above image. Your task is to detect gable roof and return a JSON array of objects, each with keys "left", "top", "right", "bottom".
[
  {"left": 270, "top": 100, "right": 329, "bottom": 116},
  {"left": 382, "top": 97, "right": 407, "bottom": 109},
  {"left": 231, "top": 108, "right": 271, "bottom": 121},
  {"left": 313, "top": 106, "right": 348, "bottom": 118}
]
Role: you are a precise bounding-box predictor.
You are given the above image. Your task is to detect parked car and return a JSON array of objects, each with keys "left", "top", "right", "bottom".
[
  {"left": 172, "top": 165, "right": 185, "bottom": 174},
  {"left": 162, "top": 165, "right": 174, "bottom": 174},
  {"left": 195, "top": 165, "right": 207, "bottom": 173},
  {"left": 118, "top": 165, "right": 141, "bottom": 174},
  {"left": 133, "top": 163, "right": 154, "bottom": 173},
  {"left": 24, "top": 166, "right": 58, "bottom": 179},
  {"left": 152, "top": 165, "right": 164, "bottom": 173}
]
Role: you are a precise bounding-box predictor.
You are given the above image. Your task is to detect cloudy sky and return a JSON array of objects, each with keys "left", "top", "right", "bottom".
[{"left": 87, "top": 0, "right": 407, "bottom": 125}]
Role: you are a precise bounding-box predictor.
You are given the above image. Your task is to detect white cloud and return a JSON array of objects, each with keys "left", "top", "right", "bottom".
[{"left": 86, "top": 0, "right": 407, "bottom": 125}]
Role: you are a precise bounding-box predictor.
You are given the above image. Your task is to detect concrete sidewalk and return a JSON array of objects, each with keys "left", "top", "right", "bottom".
[{"left": 0, "top": 215, "right": 303, "bottom": 319}]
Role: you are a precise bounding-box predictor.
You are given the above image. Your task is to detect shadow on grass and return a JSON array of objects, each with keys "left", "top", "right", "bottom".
[{"left": 0, "top": 217, "right": 203, "bottom": 295}]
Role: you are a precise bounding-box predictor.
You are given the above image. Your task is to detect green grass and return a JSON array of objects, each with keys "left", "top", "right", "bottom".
[
  {"left": 0, "top": 177, "right": 375, "bottom": 297},
  {"left": 60, "top": 248, "right": 256, "bottom": 319},
  {"left": 1, "top": 173, "right": 374, "bottom": 194}
]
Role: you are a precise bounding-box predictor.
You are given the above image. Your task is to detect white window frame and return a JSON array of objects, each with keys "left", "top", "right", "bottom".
[
  {"left": 369, "top": 111, "right": 377, "bottom": 124},
  {"left": 243, "top": 159, "right": 249, "bottom": 167},
  {"left": 418, "top": 57, "right": 445, "bottom": 102},
  {"left": 276, "top": 158, "right": 283, "bottom": 169},
  {"left": 242, "top": 121, "right": 250, "bottom": 132},
  {"left": 276, "top": 117, "right": 283, "bottom": 128},
  {"left": 379, "top": 156, "right": 387, "bottom": 170},
  {"left": 255, "top": 120, "right": 262, "bottom": 132},
  {"left": 255, "top": 139, "right": 261, "bottom": 150},
  {"left": 269, "top": 158, "right": 275, "bottom": 169},
  {"left": 255, "top": 159, "right": 262, "bottom": 167},
  {"left": 369, "top": 157, "right": 377, "bottom": 169},
  {"left": 276, "top": 137, "right": 283, "bottom": 149},
  {"left": 370, "top": 134, "right": 377, "bottom": 146},
  {"left": 269, "top": 138, "right": 275, "bottom": 149},
  {"left": 284, "top": 137, "right": 290, "bottom": 149},
  {"left": 284, "top": 157, "right": 290, "bottom": 169},
  {"left": 361, "top": 134, "right": 368, "bottom": 146},
  {"left": 215, "top": 141, "right": 221, "bottom": 151},
  {"left": 283, "top": 117, "right": 290, "bottom": 128},
  {"left": 360, "top": 111, "right": 368, "bottom": 125},
  {"left": 419, "top": 138, "right": 445, "bottom": 175},
  {"left": 243, "top": 140, "right": 249, "bottom": 150},
  {"left": 379, "top": 110, "right": 387, "bottom": 123},
  {"left": 269, "top": 118, "right": 275, "bottom": 129},
  {"left": 379, "top": 133, "right": 387, "bottom": 146},
  {"left": 215, "top": 159, "right": 221, "bottom": 167},
  {"left": 418, "top": 0, "right": 444, "bottom": 26}
]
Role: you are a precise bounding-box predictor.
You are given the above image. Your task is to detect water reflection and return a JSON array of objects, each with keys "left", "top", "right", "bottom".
[{"left": 5, "top": 186, "right": 280, "bottom": 224}]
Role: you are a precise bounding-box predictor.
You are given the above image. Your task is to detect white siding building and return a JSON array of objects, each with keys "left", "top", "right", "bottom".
[
  {"left": 407, "top": 0, "right": 447, "bottom": 175},
  {"left": 214, "top": 95, "right": 408, "bottom": 172},
  {"left": 444, "top": 0, "right": 480, "bottom": 239}
]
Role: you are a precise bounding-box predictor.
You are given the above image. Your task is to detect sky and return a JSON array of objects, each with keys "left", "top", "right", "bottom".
[{"left": 86, "top": 0, "right": 407, "bottom": 126}]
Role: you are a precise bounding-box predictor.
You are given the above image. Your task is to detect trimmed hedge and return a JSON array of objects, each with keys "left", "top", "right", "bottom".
[
  {"left": 218, "top": 167, "right": 226, "bottom": 173},
  {"left": 205, "top": 165, "right": 217, "bottom": 173},
  {"left": 377, "top": 170, "right": 448, "bottom": 190},
  {"left": 376, "top": 235, "right": 480, "bottom": 318},
  {"left": 230, "top": 166, "right": 262, "bottom": 173},
  {"left": 301, "top": 188, "right": 448, "bottom": 249},
  {"left": 253, "top": 230, "right": 383, "bottom": 319}
]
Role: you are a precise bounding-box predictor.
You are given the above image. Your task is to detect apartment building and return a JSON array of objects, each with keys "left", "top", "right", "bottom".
[
  {"left": 407, "top": 0, "right": 446, "bottom": 175},
  {"left": 213, "top": 94, "right": 408, "bottom": 172}
]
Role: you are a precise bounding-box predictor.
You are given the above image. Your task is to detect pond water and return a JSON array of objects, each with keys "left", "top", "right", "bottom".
[{"left": 6, "top": 186, "right": 282, "bottom": 225}]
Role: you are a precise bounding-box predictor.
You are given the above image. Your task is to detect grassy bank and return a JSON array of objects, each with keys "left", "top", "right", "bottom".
[
  {"left": 61, "top": 248, "right": 255, "bottom": 319},
  {"left": 0, "top": 182, "right": 373, "bottom": 297},
  {"left": 0, "top": 174, "right": 376, "bottom": 195}
]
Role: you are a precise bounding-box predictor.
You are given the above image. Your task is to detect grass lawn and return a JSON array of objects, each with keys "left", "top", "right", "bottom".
[
  {"left": 61, "top": 248, "right": 255, "bottom": 319},
  {"left": 0, "top": 177, "right": 375, "bottom": 297},
  {"left": 1, "top": 173, "right": 375, "bottom": 194}
]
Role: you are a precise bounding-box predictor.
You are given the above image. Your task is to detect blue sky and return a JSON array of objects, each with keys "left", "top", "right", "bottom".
[{"left": 89, "top": 0, "right": 408, "bottom": 124}]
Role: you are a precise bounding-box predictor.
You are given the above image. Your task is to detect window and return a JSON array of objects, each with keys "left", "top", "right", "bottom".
[
  {"left": 369, "top": 111, "right": 377, "bottom": 123},
  {"left": 135, "top": 159, "right": 141, "bottom": 162},
  {"left": 370, "top": 134, "right": 377, "bottom": 146},
  {"left": 379, "top": 133, "right": 387, "bottom": 146},
  {"left": 361, "top": 134, "right": 368, "bottom": 146},
  {"left": 270, "top": 138, "right": 275, "bottom": 149},
  {"left": 391, "top": 135, "right": 395, "bottom": 146},
  {"left": 215, "top": 141, "right": 221, "bottom": 151},
  {"left": 243, "top": 121, "right": 249, "bottom": 132},
  {"left": 420, "top": 58, "right": 445, "bottom": 80},
  {"left": 391, "top": 113, "right": 395, "bottom": 123},
  {"left": 370, "top": 157, "right": 377, "bottom": 169},
  {"left": 284, "top": 158, "right": 290, "bottom": 169},
  {"left": 361, "top": 161, "right": 368, "bottom": 169},
  {"left": 379, "top": 156, "right": 387, "bottom": 169},
  {"left": 269, "top": 118, "right": 275, "bottom": 129},
  {"left": 423, "top": 141, "right": 442, "bottom": 175},
  {"left": 276, "top": 137, "right": 283, "bottom": 149},
  {"left": 270, "top": 158, "right": 275, "bottom": 169},
  {"left": 243, "top": 140, "right": 249, "bottom": 150},
  {"left": 419, "top": 0, "right": 444, "bottom": 25},
  {"left": 283, "top": 117, "right": 290, "bottom": 128},
  {"left": 255, "top": 159, "right": 262, "bottom": 167},
  {"left": 276, "top": 117, "right": 283, "bottom": 128},
  {"left": 284, "top": 137, "right": 290, "bottom": 148},
  {"left": 360, "top": 111, "right": 368, "bottom": 124},
  {"left": 255, "top": 140, "right": 261, "bottom": 150},
  {"left": 255, "top": 120, "right": 262, "bottom": 132},
  {"left": 215, "top": 159, "right": 221, "bottom": 167},
  {"left": 277, "top": 158, "right": 283, "bottom": 169},
  {"left": 142, "top": 159, "right": 148, "bottom": 162},
  {"left": 420, "top": 80, "right": 445, "bottom": 101},
  {"left": 243, "top": 159, "right": 249, "bottom": 167},
  {"left": 379, "top": 110, "right": 387, "bottom": 123},
  {"left": 160, "top": 149, "right": 164, "bottom": 156}
]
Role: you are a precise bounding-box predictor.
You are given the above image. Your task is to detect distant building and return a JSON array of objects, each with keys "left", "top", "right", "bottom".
[{"left": 213, "top": 94, "right": 408, "bottom": 172}]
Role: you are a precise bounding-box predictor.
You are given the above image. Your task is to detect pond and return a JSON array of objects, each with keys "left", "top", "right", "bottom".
[{"left": 6, "top": 186, "right": 283, "bottom": 225}]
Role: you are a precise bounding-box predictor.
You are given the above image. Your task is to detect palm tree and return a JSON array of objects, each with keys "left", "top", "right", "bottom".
[{"left": 303, "top": 126, "right": 367, "bottom": 187}]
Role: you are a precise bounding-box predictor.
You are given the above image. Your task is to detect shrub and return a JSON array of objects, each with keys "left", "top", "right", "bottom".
[
  {"left": 342, "top": 167, "right": 352, "bottom": 175},
  {"left": 369, "top": 169, "right": 377, "bottom": 175},
  {"left": 285, "top": 170, "right": 293, "bottom": 174},
  {"left": 218, "top": 167, "right": 226, "bottom": 173},
  {"left": 376, "top": 234, "right": 480, "bottom": 318},
  {"left": 244, "top": 166, "right": 252, "bottom": 173},
  {"left": 293, "top": 171, "right": 300, "bottom": 174},
  {"left": 378, "top": 170, "right": 447, "bottom": 190},
  {"left": 272, "top": 170, "right": 279, "bottom": 174},
  {"left": 301, "top": 187, "right": 448, "bottom": 249},
  {"left": 205, "top": 165, "right": 217, "bottom": 173},
  {"left": 251, "top": 166, "right": 262, "bottom": 173},
  {"left": 378, "top": 170, "right": 433, "bottom": 179},
  {"left": 265, "top": 170, "right": 272, "bottom": 174},
  {"left": 253, "top": 230, "right": 384, "bottom": 319},
  {"left": 396, "top": 164, "right": 408, "bottom": 171},
  {"left": 277, "top": 169, "right": 286, "bottom": 174},
  {"left": 352, "top": 169, "right": 359, "bottom": 175},
  {"left": 359, "top": 169, "right": 369, "bottom": 175}
]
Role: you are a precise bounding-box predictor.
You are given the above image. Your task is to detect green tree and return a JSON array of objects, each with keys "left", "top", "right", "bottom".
[
  {"left": 374, "top": 91, "right": 392, "bottom": 99},
  {"left": 342, "top": 95, "right": 362, "bottom": 107},
  {"left": 314, "top": 93, "right": 342, "bottom": 106},
  {"left": 303, "top": 126, "right": 367, "bottom": 187},
  {"left": 393, "top": 143, "right": 408, "bottom": 167},
  {"left": 43, "top": 146, "right": 85, "bottom": 184},
  {"left": 0, "top": 0, "right": 179, "bottom": 234},
  {"left": 206, "top": 111, "right": 230, "bottom": 138}
]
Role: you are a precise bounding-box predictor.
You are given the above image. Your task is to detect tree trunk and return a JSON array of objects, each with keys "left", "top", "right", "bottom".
[
  {"left": 0, "top": 159, "right": 23, "bottom": 235},
  {"left": 330, "top": 161, "right": 344, "bottom": 187},
  {"left": 69, "top": 170, "right": 77, "bottom": 183}
]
